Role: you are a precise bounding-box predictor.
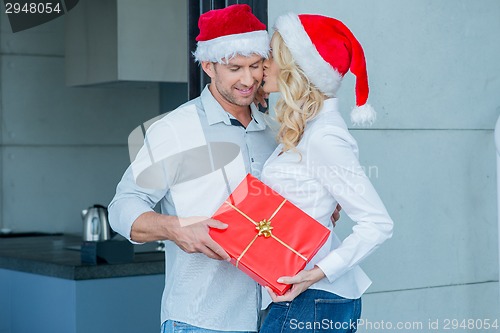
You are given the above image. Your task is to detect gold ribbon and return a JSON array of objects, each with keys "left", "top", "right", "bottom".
[{"left": 223, "top": 199, "right": 308, "bottom": 268}]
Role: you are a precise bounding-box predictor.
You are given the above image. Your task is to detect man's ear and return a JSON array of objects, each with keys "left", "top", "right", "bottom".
[{"left": 201, "top": 61, "right": 216, "bottom": 79}]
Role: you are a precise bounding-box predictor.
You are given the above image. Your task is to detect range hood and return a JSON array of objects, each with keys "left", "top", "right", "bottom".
[{"left": 65, "top": 0, "right": 187, "bottom": 86}]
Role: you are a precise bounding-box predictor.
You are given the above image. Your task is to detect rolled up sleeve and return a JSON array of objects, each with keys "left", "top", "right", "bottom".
[
  {"left": 108, "top": 166, "right": 166, "bottom": 244},
  {"left": 108, "top": 120, "right": 175, "bottom": 244}
]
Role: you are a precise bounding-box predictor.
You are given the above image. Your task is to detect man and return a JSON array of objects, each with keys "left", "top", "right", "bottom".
[
  {"left": 110, "top": 5, "right": 274, "bottom": 332},
  {"left": 109, "top": 4, "right": 339, "bottom": 332}
]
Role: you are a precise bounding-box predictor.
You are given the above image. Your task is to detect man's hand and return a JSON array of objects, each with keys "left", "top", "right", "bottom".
[
  {"left": 130, "top": 212, "right": 230, "bottom": 261},
  {"left": 265, "top": 266, "right": 326, "bottom": 302},
  {"left": 170, "top": 217, "right": 231, "bottom": 261},
  {"left": 331, "top": 203, "right": 342, "bottom": 227}
]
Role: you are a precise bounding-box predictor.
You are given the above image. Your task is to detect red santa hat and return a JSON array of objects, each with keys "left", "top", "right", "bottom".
[
  {"left": 193, "top": 4, "right": 270, "bottom": 64},
  {"left": 274, "top": 13, "right": 376, "bottom": 126}
]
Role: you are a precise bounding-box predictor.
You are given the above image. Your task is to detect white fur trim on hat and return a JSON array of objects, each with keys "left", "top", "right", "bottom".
[
  {"left": 193, "top": 30, "right": 270, "bottom": 63},
  {"left": 274, "top": 13, "right": 342, "bottom": 97},
  {"left": 351, "top": 104, "right": 376, "bottom": 127}
]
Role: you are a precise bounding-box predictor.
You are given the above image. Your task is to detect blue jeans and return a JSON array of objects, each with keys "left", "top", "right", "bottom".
[
  {"left": 259, "top": 289, "right": 361, "bottom": 333},
  {"left": 161, "top": 320, "right": 256, "bottom": 333}
]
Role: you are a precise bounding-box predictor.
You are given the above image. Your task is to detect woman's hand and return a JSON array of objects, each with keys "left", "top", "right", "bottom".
[
  {"left": 265, "top": 266, "right": 326, "bottom": 302},
  {"left": 331, "top": 203, "right": 342, "bottom": 227},
  {"left": 253, "top": 86, "right": 269, "bottom": 109}
]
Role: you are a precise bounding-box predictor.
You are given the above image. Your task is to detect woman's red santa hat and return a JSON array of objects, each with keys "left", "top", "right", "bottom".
[
  {"left": 274, "top": 13, "right": 376, "bottom": 126},
  {"left": 194, "top": 4, "right": 269, "bottom": 64}
]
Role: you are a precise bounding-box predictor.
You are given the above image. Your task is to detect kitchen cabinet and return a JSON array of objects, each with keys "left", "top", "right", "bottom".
[
  {"left": 65, "top": 0, "right": 188, "bottom": 86},
  {"left": 0, "top": 235, "right": 165, "bottom": 333}
]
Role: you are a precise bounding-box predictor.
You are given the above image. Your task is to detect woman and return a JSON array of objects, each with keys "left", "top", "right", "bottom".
[{"left": 259, "top": 13, "right": 393, "bottom": 332}]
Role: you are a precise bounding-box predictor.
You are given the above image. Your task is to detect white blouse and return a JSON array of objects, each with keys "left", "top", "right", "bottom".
[{"left": 261, "top": 98, "right": 393, "bottom": 306}]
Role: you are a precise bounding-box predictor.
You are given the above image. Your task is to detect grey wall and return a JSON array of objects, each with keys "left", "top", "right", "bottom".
[
  {"left": 268, "top": 0, "right": 499, "bottom": 329},
  {"left": 0, "top": 13, "right": 161, "bottom": 234}
]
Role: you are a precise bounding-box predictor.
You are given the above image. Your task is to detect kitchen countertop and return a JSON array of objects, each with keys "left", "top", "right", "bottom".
[{"left": 0, "top": 235, "right": 165, "bottom": 280}]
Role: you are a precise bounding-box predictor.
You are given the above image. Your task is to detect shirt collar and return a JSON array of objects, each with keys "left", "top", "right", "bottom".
[
  {"left": 247, "top": 103, "right": 267, "bottom": 131},
  {"left": 202, "top": 86, "right": 232, "bottom": 126},
  {"left": 201, "top": 85, "right": 267, "bottom": 131},
  {"left": 321, "top": 98, "right": 340, "bottom": 112}
]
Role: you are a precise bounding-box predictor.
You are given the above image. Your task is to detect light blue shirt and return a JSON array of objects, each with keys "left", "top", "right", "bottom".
[{"left": 109, "top": 86, "right": 277, "bottom": 331}]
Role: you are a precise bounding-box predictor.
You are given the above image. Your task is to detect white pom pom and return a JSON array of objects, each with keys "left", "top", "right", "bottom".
[{"left": 351, "top": 104, "right": 376, "bottom": 127}]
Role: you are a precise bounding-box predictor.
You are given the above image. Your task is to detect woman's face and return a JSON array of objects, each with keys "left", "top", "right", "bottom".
[{"left": 262, "top": 36, "right": 280, "bottom": 94}]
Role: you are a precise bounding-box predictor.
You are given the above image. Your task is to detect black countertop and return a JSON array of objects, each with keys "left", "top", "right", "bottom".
[{"left": 0, "top": 235, "right": 165, "bottom": 280}]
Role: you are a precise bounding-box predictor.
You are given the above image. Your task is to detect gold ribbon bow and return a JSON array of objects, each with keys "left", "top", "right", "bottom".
[{"left": 223, "top": 199, "right": 308, "bottom": 268}]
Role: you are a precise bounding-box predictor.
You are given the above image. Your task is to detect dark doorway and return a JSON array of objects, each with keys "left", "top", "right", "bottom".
[{"left": 187, "top": 0, "right": 268, "bottom": 100}]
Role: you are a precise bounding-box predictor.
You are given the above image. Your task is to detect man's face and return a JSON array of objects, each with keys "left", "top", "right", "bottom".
[{"left": 203, "top": 54, "right": 264, "bottom": 108}]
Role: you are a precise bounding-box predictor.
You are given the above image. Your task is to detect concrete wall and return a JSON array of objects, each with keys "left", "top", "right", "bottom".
[
  {"left": 268, "top": 0, "right": 499, "bottom": 330},
  {"left": 0, "top": 12, "right": 161, "bottom": 234}
]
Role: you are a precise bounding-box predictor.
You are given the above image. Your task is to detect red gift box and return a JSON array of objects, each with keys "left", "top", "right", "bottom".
[{"left": 210, "top": 174, "right": 330, "bottom": 295}]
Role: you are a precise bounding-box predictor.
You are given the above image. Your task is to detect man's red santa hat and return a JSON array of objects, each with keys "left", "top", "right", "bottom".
[
  {"left": 194, "top": 4, "right": 269, "bottom": 64},
  {"left": 274, "top": 13, "right": 376, "bottom": 126}
]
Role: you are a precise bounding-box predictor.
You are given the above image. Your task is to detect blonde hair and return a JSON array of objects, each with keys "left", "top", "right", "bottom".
[{"left": 271, "top": 32, "right": 325, "bottom": 152}]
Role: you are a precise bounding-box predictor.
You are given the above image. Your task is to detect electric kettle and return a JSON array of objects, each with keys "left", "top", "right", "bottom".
[{"left": 81, "top": 204, "right": 114, "bottom": 241}]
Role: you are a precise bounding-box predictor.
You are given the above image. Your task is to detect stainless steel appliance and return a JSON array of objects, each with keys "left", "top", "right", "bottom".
[{"left": 81, "top": 204, "right": 113, "bottom": 241}]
